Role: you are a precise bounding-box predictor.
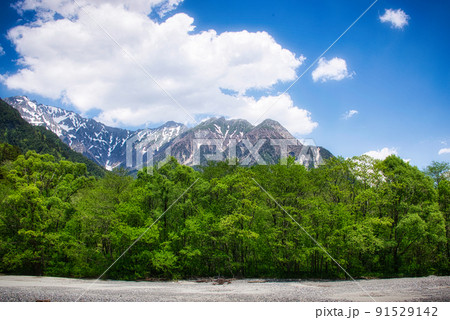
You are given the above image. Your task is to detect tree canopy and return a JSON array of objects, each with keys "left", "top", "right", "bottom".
[{"left": 0, "top": 152, "right": 448, "bottom": 279}]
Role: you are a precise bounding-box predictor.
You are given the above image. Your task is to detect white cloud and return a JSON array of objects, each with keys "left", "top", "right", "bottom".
[
  {"left": 343, "top": 109, "right": 358, "bottom": 120},
  {"left": 312, "top": 57, "right": 353, "bottom": 83},
  {"left": 379, "top": 9, "right": 410, "bottom": 29},
  {"left": 438, "top": 148, "right": 450, "bottom": 155},
  {"left": 235, "top": 94, "right": 318, "bottom": 135},
  {"left": 3, "top": 1, "right": 318, "bottom": 135},
  {"left": 364, "top": 147, "right": 398, "bottom": 160},
  {"left": 14, "top": 0, "right": 182, "bottom": 17},
  {"left": 0, "top": 45, "right": 4, "bottom": 56},
  {"left": 155, "top": 0, "right": 184, "bottom": 17}
]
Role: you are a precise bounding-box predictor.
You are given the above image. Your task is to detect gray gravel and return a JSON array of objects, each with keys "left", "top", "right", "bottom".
[{"left": 0, "top": 275, "right": 448, "bottom": 302}]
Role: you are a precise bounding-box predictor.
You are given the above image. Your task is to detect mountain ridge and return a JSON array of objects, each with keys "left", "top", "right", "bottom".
[
  {"left": 5, "top": 96, "right": 333, "bottom": 170},
  {"left": 0, "top": 98, "right": 105, "bottom": 176},
  {"left": 4, "top": 96, "right": 187, "bottom": 170}
]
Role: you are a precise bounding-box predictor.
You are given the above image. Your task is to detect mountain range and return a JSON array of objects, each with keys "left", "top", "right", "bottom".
[{"left": 4, "top": 96, "right": 332, "bottom": 170}]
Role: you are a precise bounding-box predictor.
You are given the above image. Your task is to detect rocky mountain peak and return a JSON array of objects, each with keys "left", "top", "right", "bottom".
[{"left": 160, "top": 120, "right": 184, "bottom": 128}]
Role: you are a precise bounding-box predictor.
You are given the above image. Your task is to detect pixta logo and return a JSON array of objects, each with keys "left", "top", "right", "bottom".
[{"left": 126, "top": 132, "right": 321, "bottom": 174}]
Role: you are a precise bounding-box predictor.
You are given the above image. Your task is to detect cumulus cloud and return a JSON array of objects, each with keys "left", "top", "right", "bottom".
[
  {"left": 439, "top": 148, "right": 450, "bottom": 155},
  {"left": 235, "top": 94, "right": 318, "bottom": 135},
  {"left": 3, "top": 0, "right": 317, "bottom": 135},
  {"left": 0, "top": 45, "right": 5, "bottom": 56},
  {"left": 312, "top": 57, "right": 353, "bottom": 83},
  {"left": 379, "top": 9, "right": 410, "bottom": 29},
  {"left": 343, "top": 109, "right": 358, "bottom": 120},
  {"left": 364, "top": 147, "right": 398, "bottom": 160}
]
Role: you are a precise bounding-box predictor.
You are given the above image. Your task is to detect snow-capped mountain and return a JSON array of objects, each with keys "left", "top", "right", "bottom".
[
  {"left": 153, "top": 117, "right": 332, "bottom": 167},
  {"left": 4, "top": 96, "right": 186, "bottom": 170},
  {"left": 5, "top": 96, "right": 332, "bottom": 170}
]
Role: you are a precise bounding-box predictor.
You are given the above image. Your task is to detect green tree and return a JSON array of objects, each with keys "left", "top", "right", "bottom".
[
  {"left": 425, "top": 161, "right": 450, "bottom": 186},
  {"left": 0, "top": 151, "right": 90, "bottom": 275}
]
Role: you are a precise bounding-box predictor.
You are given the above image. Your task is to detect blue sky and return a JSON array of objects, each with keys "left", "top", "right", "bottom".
[{"left": 0, "top": 0, "right": 449, "bottom": 168}]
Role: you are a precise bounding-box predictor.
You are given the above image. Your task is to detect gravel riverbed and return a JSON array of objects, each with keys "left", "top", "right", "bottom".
[{"left": 0, "top": 275, "right": 448, "bottom": 302}]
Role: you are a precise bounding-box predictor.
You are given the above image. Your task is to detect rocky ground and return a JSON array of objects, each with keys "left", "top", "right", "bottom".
[{"left": 0, "top": 275, "right": 448, "bottom": 302}]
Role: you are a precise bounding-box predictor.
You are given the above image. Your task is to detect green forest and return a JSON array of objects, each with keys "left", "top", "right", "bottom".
[{"left": 0, "top": 143, "right": 449, "bottom": 280}]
